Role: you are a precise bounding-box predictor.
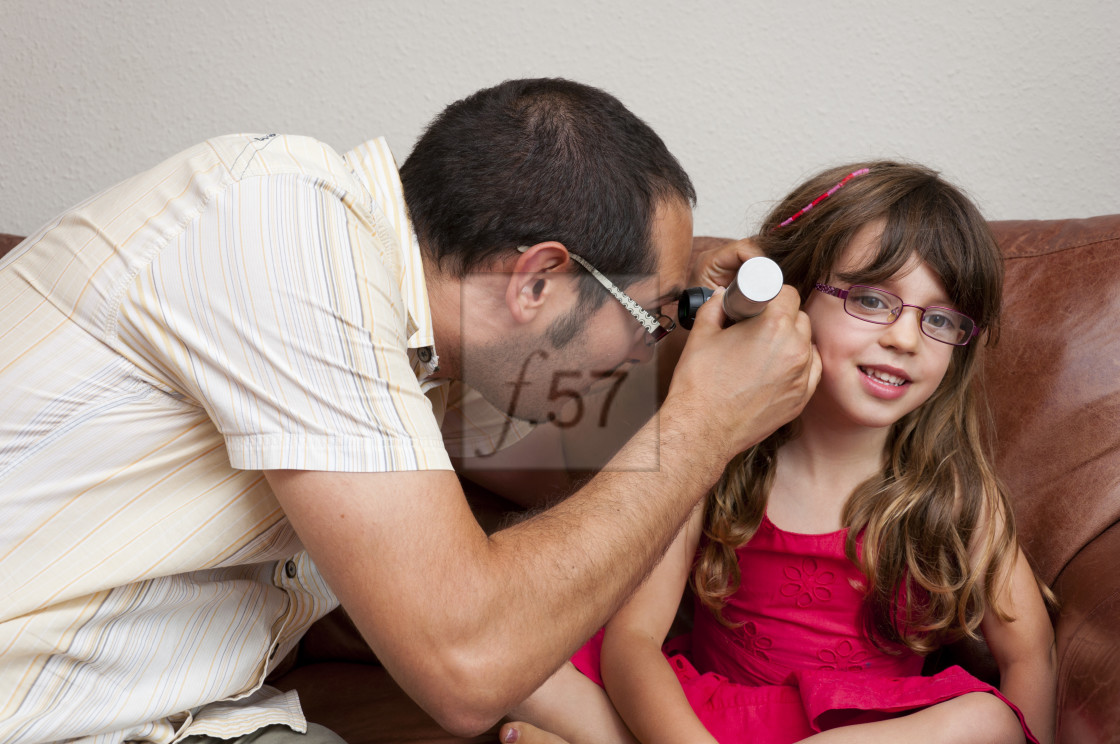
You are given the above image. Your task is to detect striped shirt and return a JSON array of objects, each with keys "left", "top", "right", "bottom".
[{"left": 0, "top": 134, "right": 531, "bottom": 743}]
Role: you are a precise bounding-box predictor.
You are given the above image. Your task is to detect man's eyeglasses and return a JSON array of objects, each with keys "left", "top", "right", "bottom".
[
  {"left": 518, "top": 247, "right": 675, "bottom": 346},
  {"left": 814, "top": 283, "right": 979, "bottom": 346}
]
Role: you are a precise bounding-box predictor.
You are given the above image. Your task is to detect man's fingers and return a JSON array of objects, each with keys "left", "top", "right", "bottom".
[
  {"left": 689, "top": 237, "right": 764, "bottom": 288},
  {"left": 807, "top": 342, "right": 823, "bottom": 395},
  {"left": 685, "top": 286, "right": 728, "bottom": 337},
  {"left": 499, "top": 721, "right": 572, "bottom": 744}
]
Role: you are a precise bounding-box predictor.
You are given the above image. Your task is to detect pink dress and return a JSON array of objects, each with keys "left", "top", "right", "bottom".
[{"left": 572, "top": 515, "right": 1037, "bottom": 743}]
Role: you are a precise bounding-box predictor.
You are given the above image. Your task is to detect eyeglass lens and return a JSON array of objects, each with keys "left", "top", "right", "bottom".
[
  {"left": 644, "top": 313, "right": 676, "bottom": 346},
  {"left": 844, "top": 286, "right": 974, "bottom": 345}
]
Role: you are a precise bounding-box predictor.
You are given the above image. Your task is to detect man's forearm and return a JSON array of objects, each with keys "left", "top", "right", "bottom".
[
  {"left": 420, "top": 405, "right": 726, "bottom": 732},
  {"left": 265, "top": 404, "right": 724, "bottom": 736}
]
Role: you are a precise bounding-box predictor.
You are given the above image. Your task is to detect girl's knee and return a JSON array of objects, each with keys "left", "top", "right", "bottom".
[
  {"left": 944, "top": 693, "right": 1024, "bottom": 744},
  {"left": 506, "top": 663, "right": 583, "bottom": 724},
  {"left": 505, "top": 662, "right": 634, "bottom": 744}
]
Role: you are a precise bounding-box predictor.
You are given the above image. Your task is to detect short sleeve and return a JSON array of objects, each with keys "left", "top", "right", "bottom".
[{"left": 117, "top": 174, "right": 452, "bottom": 472}]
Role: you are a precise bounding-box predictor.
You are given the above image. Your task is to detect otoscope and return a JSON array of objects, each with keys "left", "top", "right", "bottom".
[{"left": 677, "top": 256, "right": 784, "bottom": 329}]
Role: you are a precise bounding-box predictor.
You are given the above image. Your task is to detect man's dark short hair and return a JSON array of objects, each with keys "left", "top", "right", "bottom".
[{"left": 400, "top": 78, "right": 696, "bottom": 308}]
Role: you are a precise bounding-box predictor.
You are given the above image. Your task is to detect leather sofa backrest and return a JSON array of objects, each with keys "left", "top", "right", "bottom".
[
  {"left": 0, "top": 234, "right": 21, "bottom": 257},
  {"left": 985, "top": 216, "right": 1120, "bottom": 583}
]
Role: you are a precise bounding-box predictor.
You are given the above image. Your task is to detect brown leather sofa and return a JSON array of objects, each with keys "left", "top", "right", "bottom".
[{"left": 3, "top": 214, "right": 1118, "bottom": 743}]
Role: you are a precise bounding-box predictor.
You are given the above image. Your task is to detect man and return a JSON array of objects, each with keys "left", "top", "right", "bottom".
[{"left": 0, "top": 78, "right": 818, "bottom": 743}]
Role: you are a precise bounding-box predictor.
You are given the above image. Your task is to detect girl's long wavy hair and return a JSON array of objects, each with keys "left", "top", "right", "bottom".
[{"left": 693, "top": 161, "right": 1023, "bottom": 655}]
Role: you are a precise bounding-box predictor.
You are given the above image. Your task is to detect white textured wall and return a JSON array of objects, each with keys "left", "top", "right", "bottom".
[{"left": 3, "top": 0, "right": 1118, "bottom": 238}]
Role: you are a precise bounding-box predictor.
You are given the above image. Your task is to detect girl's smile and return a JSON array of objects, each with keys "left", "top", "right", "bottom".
[{"left": 858, "top": 364, "right": 911, "bottom": 399}]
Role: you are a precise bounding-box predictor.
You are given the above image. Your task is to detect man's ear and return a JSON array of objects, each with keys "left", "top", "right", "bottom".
[{"left": 506, "top": 242, "right": 573, "bottom": 325}]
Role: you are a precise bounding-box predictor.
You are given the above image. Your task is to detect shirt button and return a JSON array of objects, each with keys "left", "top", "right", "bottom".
[
  {"left": 284, "top": 559, "right": 297, "bottom": 579},
  {"left": 417, "top": 347, "right": 432, "bottom": 363}
]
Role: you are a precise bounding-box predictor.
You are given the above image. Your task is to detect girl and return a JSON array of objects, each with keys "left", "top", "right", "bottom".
[{"left": 565, "top": 161, "right": 1056, "bottom": 744}]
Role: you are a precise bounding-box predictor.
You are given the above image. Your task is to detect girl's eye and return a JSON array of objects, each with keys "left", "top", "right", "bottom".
[
  {"left": 923, "top": 311, "right": 957, "bottom": 330},
  {"left": 851, "top": 290, "right": 891, "bottom": 312},
  {"left": 925, "top": 313, "right": 948, "bottom": 328}
]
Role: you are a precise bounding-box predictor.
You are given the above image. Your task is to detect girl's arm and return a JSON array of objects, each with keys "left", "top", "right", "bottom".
[
  {"left": 980, "top": 547, "right": 1057, "bottom": 744},
  {"left": 601, "top": 504, "right": 718, "bottom": 744}
]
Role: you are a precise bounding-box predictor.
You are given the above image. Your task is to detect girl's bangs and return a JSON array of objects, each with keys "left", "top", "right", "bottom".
[{"left": 835, "top": 196, "right": 992, "bottom": 327}]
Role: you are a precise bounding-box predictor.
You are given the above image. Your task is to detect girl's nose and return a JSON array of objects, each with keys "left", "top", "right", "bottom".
[{"left": 879, "top": 306, "right": 925, "bottom": 351}]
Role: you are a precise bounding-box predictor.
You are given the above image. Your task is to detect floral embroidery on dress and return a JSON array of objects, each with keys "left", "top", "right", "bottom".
[
  {"left": 817, "top": 639, "right": 871, "bottom": 671},
  {"left": 732, "top": 620, "right": 773, "bottom": 662},
  {"left": 781, "top": 557, "right": 835, "bottom": 607}
]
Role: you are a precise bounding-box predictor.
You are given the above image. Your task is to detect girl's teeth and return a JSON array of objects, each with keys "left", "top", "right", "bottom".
[{"left": 862, "top": 367, "right": 905, "bottom": 386}]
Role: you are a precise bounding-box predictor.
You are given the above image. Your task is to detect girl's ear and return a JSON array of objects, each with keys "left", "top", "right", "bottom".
[{"left": 506, "top": 242, "right": 572, "bottom": 325}]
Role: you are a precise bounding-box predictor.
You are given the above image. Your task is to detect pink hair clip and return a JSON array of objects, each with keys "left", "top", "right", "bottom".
[{"left": 776, "top": 168, "right": 871, "bottom": 229}]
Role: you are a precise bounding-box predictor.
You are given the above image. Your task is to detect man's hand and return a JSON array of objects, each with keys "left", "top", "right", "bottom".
[{"left": 664, "top": 282, "right": 820, "bottom": 464}]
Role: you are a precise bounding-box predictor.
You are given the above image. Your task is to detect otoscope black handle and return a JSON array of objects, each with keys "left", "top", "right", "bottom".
[{"left": 677, "top": 287, "right": 715, "bottom": 330}]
